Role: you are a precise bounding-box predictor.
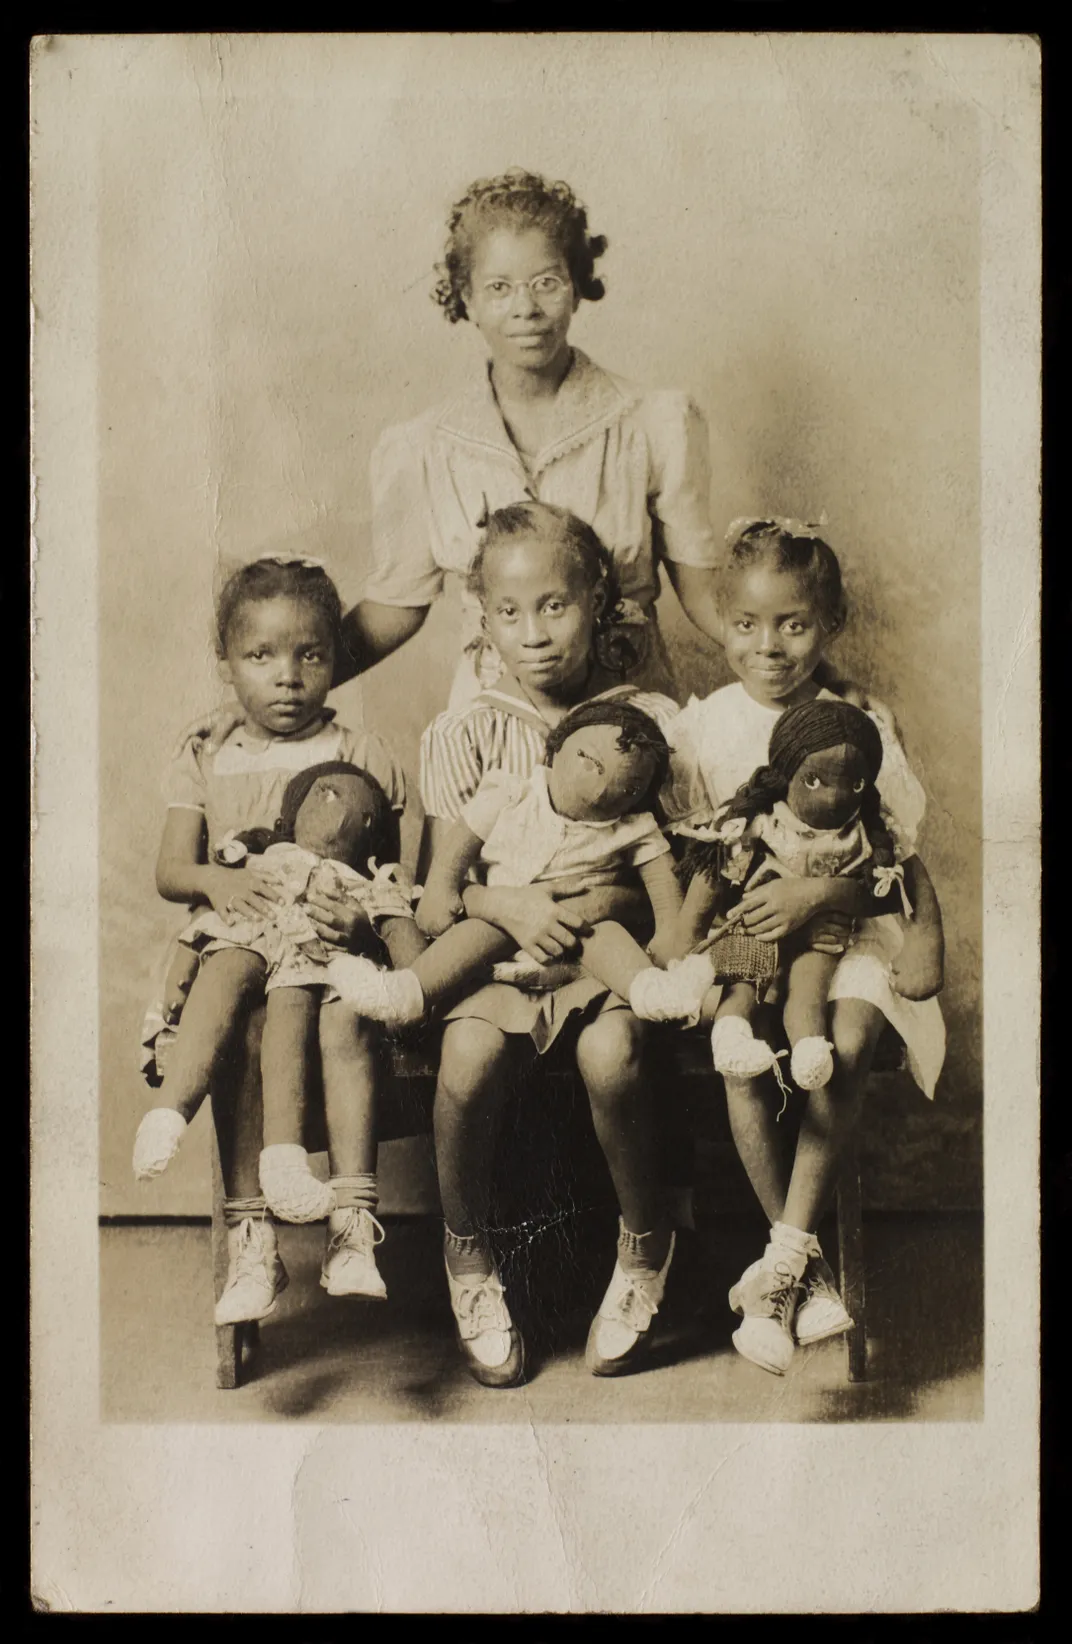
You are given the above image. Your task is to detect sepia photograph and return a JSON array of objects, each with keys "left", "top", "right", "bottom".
[{"left": 30, "top": 32, "right": 1040, "bottom": 1612}]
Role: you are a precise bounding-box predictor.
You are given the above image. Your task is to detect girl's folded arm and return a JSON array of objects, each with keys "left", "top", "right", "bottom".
[{"left": 889, "top": 855, "right": 945, "bottom": 1000}]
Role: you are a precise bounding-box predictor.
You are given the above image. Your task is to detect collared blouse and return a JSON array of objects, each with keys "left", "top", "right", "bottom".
[{"left": 364, "top": 348, "right": 718, "bottom": 698}]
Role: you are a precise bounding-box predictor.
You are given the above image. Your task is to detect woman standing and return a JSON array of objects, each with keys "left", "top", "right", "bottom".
[{"left": 336, "top": 167, "right": 724, "bottom": 705}]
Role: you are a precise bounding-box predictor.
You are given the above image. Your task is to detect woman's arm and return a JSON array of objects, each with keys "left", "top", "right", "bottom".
[
  {"left": 334, "top": 601, "right": 430, "bottom": 688},
  {"left": 662, "top": 563, "right": 724, "bottom": 646}
]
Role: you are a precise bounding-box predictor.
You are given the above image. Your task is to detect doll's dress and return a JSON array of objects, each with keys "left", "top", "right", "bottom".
[{"left": 138, "top": 845, "right": 416, "bottom": 1085}]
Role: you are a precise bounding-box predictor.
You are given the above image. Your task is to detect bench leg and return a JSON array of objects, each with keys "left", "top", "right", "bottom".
[
  {"left": 210, "top": 1122, "right": 261, "bottom": 1389},
  {"left": 836, "top": 1147, "right": 868, "bottom": 1382}
]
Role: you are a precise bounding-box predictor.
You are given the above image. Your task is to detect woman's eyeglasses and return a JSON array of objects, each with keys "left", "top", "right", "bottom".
[{"left": 477, "top": 274, "right": 572, "bottom": 309}]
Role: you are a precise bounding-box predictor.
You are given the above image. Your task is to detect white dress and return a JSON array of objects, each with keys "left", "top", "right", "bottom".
[{"left": 667, "top": 683, "right": 946, "bottom": 1098}]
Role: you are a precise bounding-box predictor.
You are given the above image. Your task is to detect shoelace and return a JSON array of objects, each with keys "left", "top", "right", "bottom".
[
  {"left": 233, "top": 1219, "right": 271, "bottom": 1281},
  {"left": 455, "top": 1278, "right": 509, "bottom": 1335},
  {"left": 611, "top": 1280, "right": 659, "bottom": 1331},
  {"left": 763, "top": 1261, "right": 804, "bottom": 1326},
  {"left": 325, "top": 1208, "right": 385, "bottom": 1262}
]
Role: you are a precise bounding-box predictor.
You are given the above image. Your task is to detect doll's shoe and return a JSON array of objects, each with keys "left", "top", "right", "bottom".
[
  {"left": 258, "top": 1144, "right": 336, "bottom": 1223},
  {"left": 214, "top": 1215, "right": 289, "bottom": 1325},
  {"left": 711, "top": 1016, "right": 787, "bottom": 1080},
  {"left": 790, "top": 1035, "right": 835, "bottom": 1090},
  {"left": 586, "top": 1227, "right": 676, "bottom": 1376},
  {"left": 321, "top": 1207, "right": 388, "bottom": 1299},
  {"left": 325, "top": 954, "right": 425, "bottom": 1026},
  {"left": 445, "top": 1262, "right": 525, "bottom": 1388},
  {"left": 628, "top": 953, "right": 716, "bottom": 1025},
  {"left": 794, "top": 1255, "right": 853, "bottom": 1344},
  {"left": 133, "top": 1108, "right": 188, "bottom": 1180},
  {"left": 491, "top": 953, "right": 584, "bottom": 990}
]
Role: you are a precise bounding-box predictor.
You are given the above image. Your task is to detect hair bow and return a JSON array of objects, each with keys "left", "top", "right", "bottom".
[
  {"left": 250, "top": 552, "right": 328, "bottom": 571},
  {"left": 724, "top": 513, "right": 830, "bottom": 548}
]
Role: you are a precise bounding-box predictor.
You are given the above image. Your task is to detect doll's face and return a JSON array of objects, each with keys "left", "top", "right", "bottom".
[
  {"left": 786, "top": 743, "right": 871, "bottom": 831},
  {"left": 291, "top": 772, "right": 381, "bottom": 866},
  {"left": 547, "top": 723, "right": 659, "bottom": 823}
]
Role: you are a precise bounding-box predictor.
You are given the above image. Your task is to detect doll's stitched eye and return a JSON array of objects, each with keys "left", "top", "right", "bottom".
[
  {"left": 853, "top": 779, "right": 866, "bottom": 793},
  {"left": 803, "top": 775, "right": 823, "bottom": 790}
]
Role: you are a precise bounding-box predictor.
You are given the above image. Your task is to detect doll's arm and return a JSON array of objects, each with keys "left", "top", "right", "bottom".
[
  {"left": 415, "top": 819, "right": 485, "bottom": 939},
  {"left": 638, "top": 853, "right": 685, "bottom": 967},
  {"left": 670, "top": 869, "right": 725, "bottom": 959},
  {"left": 888, "top": 854, "right": 945, "bottom": 1000}
]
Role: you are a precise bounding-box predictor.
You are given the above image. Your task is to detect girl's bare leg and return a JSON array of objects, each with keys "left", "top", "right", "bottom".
[
  {"left": 434, "top": 1018, "right": 518, "bottom": 1276},
  {"left": 724, "top": 1069, "right": 793, "bottom": 1225},
  {"left": 781, "top": 998, "right": 886, "bottom": 1234},
  {"left": 319, "top": 1003, "right": 381, "bottom": 1176},
  {"left": 211, "top": 1001, "right": 265, "bottom": 1199},
  {"left": 156, "top": 949, "right": 267, "bottom": 1123},
  {"left": 575, "top": 1011, "right": 671, "bottom": 1267}
]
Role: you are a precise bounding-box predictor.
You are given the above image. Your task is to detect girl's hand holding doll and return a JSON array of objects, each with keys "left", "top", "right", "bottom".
[
  {"left": 728, "top": 876, "right": 838, "bottom": 942},
  {"left": 462, "top": 882, "right": 593, "bottom": 965},
  {"left": 304, "top": 875, "right": 373, "bottom": 951},
  {"left": 221, "top": 855, "right": 289, "bottom": 923}
]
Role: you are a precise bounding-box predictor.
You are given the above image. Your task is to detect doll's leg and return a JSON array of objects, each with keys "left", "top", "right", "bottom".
[
  {"left": 578, "top": 1010, "right": 676, "bottom": 1375},
  {"left": 257, "top": 987, "right": 336, "bottom": 1223},
  {"left": 133, "top": 949, "right": 267, "bottom": 1180},
  {"left": 576, "top": 920, "right": 717, "bottom": 1024},
  {"left": 434, "top": 1019, "right": 526, "bottom": 1387},
  {"left": 781, "top": 998, "right": 885, "bottom": 1237},
  {"left": 326, "top": 919, "right": 516, "bottom": 1025},
  {"left": 318, "top": 1003, "right": 388, "bottom": 1299},
  {"left": 782, "top": 948, "right": 840, "bottom": 1090}
]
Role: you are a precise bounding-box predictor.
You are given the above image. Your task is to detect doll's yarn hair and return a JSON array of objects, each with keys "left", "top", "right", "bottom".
[
  {"left": 214, "top": 557, "right": 344, "bottom": 657},
  {"left": 543, "top": 698, "right": 671, "bottom": 813},
  {"left": 433, "top": 168, "right": 607, "bottom": 324},
  {"left": 467, "top": 501, "right": 640, "bottom": 674},
  {"left": 679, "top": 698, "right": 895, "bottom": 891},
  {"left": 718, "top": 519, "right": 847, "bottom": 636},
  {"left": 232, "top": 762, "right": 398, "bottom": 870}
]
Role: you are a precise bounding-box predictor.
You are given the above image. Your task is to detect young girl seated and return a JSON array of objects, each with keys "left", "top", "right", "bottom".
[
  {"left": 667, "top": 518, "right": 946, "bottom": 1376},
  {"left": 325, "top": 698, "right": 716, "bottom": 1029},
  {"left": 680, "top": 698, "right": 928, "bottom": 1096},
  {"left": 133, "top": 554, "right": 419, "bottom": 1310}
]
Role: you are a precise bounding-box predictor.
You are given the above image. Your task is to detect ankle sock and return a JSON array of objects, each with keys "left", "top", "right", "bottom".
[
  {"left": 618, "top": 1220, "right": 671, "bottom": 1273},
  {"left": 329, "top": 1173, "right": 378, "bottom": 1214},
  {"left": 444, "top": 1224, "right": 494, "bottom": 1279},
  {"left": 223, "top": 1193, "right": 271, "bottom": 1229}
]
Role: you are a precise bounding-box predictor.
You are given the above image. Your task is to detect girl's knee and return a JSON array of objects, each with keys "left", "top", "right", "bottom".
[
  {"left": 831, "top": 1003, "right": 885, "bottom": 1081},
  {"left": 319, "top": 1001, "right": 379, "bottom": 1054},
  {"left": 576, "top": 1010, "right": 646, "bottom": 1089},
  {"left": 436, "top": 1021, "right": 511, "bottom": 1113}
]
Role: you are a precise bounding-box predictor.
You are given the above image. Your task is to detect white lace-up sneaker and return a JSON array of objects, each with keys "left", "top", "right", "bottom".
[
  {"left": 444, "top": 1261, "right": 524, "bottom": 1388},
  {"left": 214, "top": 1216, "right": 289, "bottom": 1325},
  {"left": 320, "top": 1207, "right": 388, "bottom": 1299},
  {"left": 586, "top": 1230, "right": 676, "bottom": 1376},
  {"left": 794, "top": 1255, "right": 853, "bottom": 1344},
  {"left": 730, "top": 1236, "right": 808, "bottom": 1375}
]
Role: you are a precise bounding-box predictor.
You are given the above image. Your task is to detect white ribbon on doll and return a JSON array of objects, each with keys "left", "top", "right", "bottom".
[{"left": 873, "top": 862, "right": 913, "bottom": 918}]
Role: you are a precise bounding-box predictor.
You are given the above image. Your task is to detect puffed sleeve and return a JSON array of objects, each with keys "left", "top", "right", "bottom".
[
  {"left": 164, "top": 726, "right": 210, "bottom": 811},
  {"left": 644, "top": 391, "right": 719, "bottom": 569},
  {"left": 870, "top": 711, "right": 927, "bottom": 857},
  {"left": 662, "top": 696, "right": 719, "bottom": 831},
  {"left": 419, "top": 708, "right": 487, "bottom": 821},
  {"left": 362, "top": 423, "right": 446, "bottom": 608},
  {"left": 460, "top": 769, "right": 525, "bottom": 841},
  {"left": 340, "top": 728, "right": 407, "bottom": 815}
]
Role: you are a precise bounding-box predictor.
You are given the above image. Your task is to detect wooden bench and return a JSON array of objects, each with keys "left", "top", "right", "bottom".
[{"left": 212, "top": 1030, "right": 894, "bottom": 1389}]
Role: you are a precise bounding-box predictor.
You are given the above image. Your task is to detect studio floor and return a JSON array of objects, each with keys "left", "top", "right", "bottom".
[{"left": 100, "top": 1212, "right": 983, "bottom": 1424}]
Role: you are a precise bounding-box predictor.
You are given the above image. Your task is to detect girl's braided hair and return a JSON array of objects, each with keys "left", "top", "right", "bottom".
[
  {"left": 215, "top": 557, "right": 344, "bottom": 658},
  {"left": 231, "top": 762, "right": 399, "bottom": 869},
  {"left": 433, "top": 168, "right": 608, "bottom": 324},
  {"left": 544, "top": 698, "right": 671, "bottom": 814},
  {"left": 467, "top": 500, "right": 642, "bottom": 677}
]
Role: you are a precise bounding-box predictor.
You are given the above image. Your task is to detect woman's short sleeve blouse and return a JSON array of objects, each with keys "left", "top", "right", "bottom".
[{"left": 363, "top": 349, "right": 718, "bottom": 620}]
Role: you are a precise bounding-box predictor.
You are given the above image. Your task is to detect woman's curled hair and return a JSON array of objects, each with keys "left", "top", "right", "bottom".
[{"left": 433, "top": 167, "right": 607, "bottom": 324}]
